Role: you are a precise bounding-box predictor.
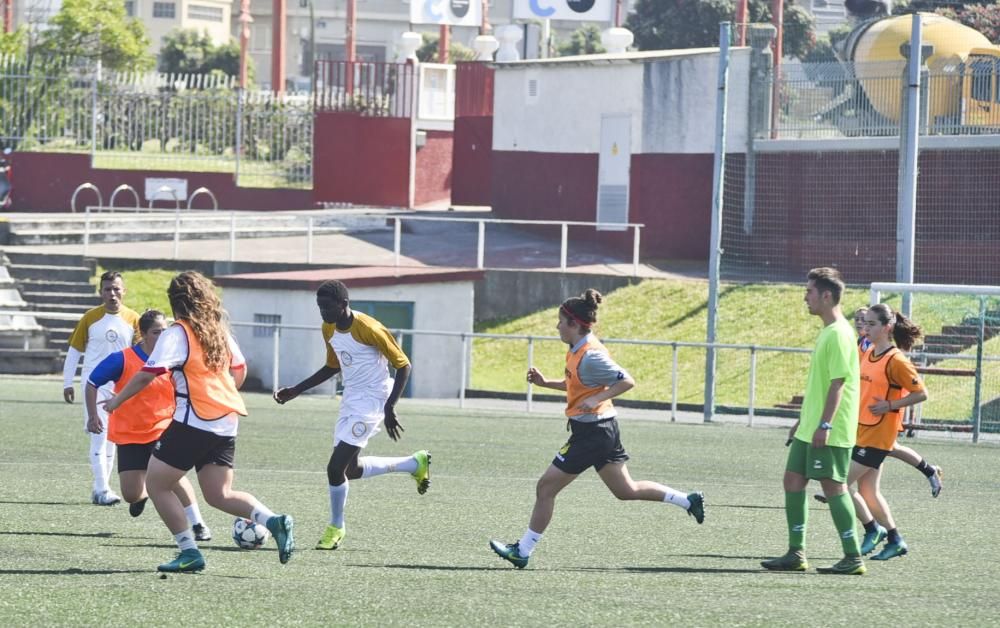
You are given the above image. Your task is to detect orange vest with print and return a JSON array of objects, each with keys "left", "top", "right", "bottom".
[
  {"left": 176, "top": 320, "right": 247, "bottom": 420},
  {"left": 108, "top": 347, "right": 175, "bottom": 445},
  {"left": 564, "top": 337, "right": 615, "bottom": 419},
  {"left": 857, "top": 346, "right": 921, "bottom": 450}
]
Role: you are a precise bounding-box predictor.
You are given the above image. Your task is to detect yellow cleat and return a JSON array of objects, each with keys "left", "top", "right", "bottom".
[
  {"left": 315, "top": 524, "right": 345, "bottom": 550},
  {"left": 412, "top": 450, "right": 431, "bottom": 495}
]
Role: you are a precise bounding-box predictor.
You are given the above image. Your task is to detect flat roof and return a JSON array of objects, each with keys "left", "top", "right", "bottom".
[
  {"left": 215, "top": 266, "right": 484, "bottom": 291},
  {"left": 492, "top": 47, "right": 743, "bottom": 69}
]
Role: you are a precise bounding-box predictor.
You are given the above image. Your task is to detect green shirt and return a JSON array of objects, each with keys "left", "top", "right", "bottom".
[{"left": 795, "top": 317, "right": 860, "bottom": 448}]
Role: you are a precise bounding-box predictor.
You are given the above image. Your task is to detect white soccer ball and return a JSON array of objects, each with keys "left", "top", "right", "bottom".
[{"left": 232, "top": 517, "right": 270, "bottom": 550}]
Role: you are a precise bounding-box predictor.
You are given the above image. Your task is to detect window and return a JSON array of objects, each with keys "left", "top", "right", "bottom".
[
  {"left": 152, "top": 1, "right": 175, "bottom": 18},
  {"left": 253, "top": 313, "right": 281, "bottom": 338},
  {"left": 969, "top": 57, "right": 993, "bottom": 102},
  {"left": 124, "top": 0, "right": 135, "bottom": 17},
  {"left": 188, "top": 3, "right": 223, "bottom": 21}
]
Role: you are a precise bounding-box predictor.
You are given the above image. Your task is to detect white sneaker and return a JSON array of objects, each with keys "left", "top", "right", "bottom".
[
  {"left": 928, "top": 465, "right": 943, "bottom": 498},
  {"left": 92, "top": 490, "right": 122, "bottom": 506}
]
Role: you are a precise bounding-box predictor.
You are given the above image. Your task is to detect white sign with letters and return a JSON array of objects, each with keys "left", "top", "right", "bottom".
[
  {"left": 512, "top": 0, "right": 614, "bottom": 22},
  {"left": 410, "top": 0, "right": 482, "bottom": 26}
]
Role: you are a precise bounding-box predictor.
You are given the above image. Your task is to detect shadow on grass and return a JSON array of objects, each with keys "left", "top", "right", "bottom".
[
  {"left": 0, "top": 500, "right": 86, "bottom": 506},
  {"left": 1, "top": 530, "right": 118, "bottom": 538},
  {"left": 0, "top": 568, "right": 150, "bottom": 575},
  {"left": 349, "top": 563, "right": 498, "bottom": 572}
]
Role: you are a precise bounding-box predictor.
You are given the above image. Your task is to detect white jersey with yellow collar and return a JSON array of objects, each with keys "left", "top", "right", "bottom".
[
  {"left": 322, "top": 311, "right": 409, "bottom": 414},
  {"left": 65, "top": 305, "right": 140, "bottom": 385}
]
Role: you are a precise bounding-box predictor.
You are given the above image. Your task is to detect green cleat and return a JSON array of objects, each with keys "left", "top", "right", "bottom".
[
  {"left": 315, "top": 524, "right": 345, "bottom": 550},
  {"left": 760, "top": 549, "right": 808, "bottom": 572},
  {"left": 817, "top": 555, "right": 866, "bottom": 575},
  {"left": 157, "top": 548, "right": 205, "bottom": 573},
  {"left": 871, "top": 540, "right": 908, "bottom": 561},
  {"left": 686, "top": 491, "right": 705, "bottom": 524},
  {"left": 266, "top": 514, "right": 295, "bottom": 564},
  {"left": 412, "top": 450, "right": 431, "bottom": 495},
  {"left": 489, "top": 540, "right": 529, "bottom": 569},
  {"left": 860, "top": 525, "right": 887, "bottom": 556}
]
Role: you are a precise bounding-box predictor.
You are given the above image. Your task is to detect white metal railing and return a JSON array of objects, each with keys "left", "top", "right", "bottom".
[{"left": 70, "top": 208, "right": 646, "bottom": 275}]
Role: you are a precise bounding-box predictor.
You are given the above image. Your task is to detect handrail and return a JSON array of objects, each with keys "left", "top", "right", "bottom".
[
  {"left": 70, "top": 183, "right": 102, "bottom": 214},
  {"left": 108, "top": 184, "right": 140, "bottom": 211},
  {"left": 187, "top": 186, "right": 218, "bottom": 211},
  {"left": 148, "top": 186, "right": 180, "bottom": 210}
]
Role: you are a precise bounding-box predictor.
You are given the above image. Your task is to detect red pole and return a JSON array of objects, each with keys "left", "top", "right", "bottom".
[
  {"left": 615, "top": 0, "right": 622, "bottom": 27},
  {"left": 4, "top": 0, "right": 12, "bottom": 34},
  {"left": 771, "top": 0, "right": 783, "bottom": 138},
  {"left": 346, "top": 0, "right": 357, "bottom": 62},
  {"left": 271, "top": 0, "right": 286, "bottom": 93},
  {"left": 438, "top": 24, "right": 450, "bottom": 63},
  {"left": 735, "top": 0, "right": 748, "bottom": 46},
  {"left": 480, "top": 0, "right": 490, "bottom": 35},
  {"left": 238, "top": 0, "right": 252, "bottom": 89}
]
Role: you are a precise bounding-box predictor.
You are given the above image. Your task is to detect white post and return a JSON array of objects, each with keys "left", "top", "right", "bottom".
[
  {"left": 526, "top": 336, "right": 534, "bottom": 413},
  {"left": 632, "top": 226, "right": 641, "bottom": 277},
  {"left": 560, "top": 223, "right": 568, "bottom": 271},
  {"left": 703, "top": 23, "right": 732, "bottom": 423},
  {"left": 748, "top": 346, "right": 757, "bottom": 427},
  {"left": 173, "top": 209, "right": 181, "bottom": 259},
  {"left": 229, "top": 211, "right": 237, "bottom": 261},
  {"left": 897, "top": 14, "right": 923, "bottom": 317},
  {"left": 306, "top": 216, "right": 314, "bottom": 263},
  {"left": 671, "top": 343, "right": 678, "bottom": 422},
  {"left": 83, "top": 207, "right": 91, "bottom": 257},
  {"left": 271, "top": 325, "right": 281, "bottom": 393},
  {"left": 394, "top": 217, "right": 402, "bottom": 267},
  {"left": 459, "top": 333, "right": 468, "bottom": 409},
  {"left": 477, "top": 221, "right": 485, "bottom": 269}
]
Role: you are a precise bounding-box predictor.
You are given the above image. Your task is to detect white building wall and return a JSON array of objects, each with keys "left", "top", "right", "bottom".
[
  {"left": 222, "top": 280, "right": 474, "bottom": 399},
  {"left": 492, "top": 49, "right": 751, "bottom": 155}
]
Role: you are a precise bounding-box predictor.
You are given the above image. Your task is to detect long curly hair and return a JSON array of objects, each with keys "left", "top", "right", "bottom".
[{"left": 168, "top": 271, "right": 230, "bottom": 371}]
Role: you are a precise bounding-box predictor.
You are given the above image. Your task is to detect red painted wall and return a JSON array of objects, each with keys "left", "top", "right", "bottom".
[
  {"left": 451, "top": 116, "right": 492, "bottom": 207},
  {"left": 414, "top": 130, "right": 453, "bottom": 207},
  {"left": 10, "top": 152, "right": 314, "bottom": 212},
  {"left": 491, "top": 150, "right": 715, "bottom": 259},
  {"left": 313, "top": 112, "right": 411, "bottom": 207}
]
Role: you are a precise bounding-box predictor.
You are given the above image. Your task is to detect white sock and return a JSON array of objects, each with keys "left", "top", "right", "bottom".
[
  {"left": 250, "top": 503, "right": 277, "bottom": 527},
  {"left": 104, "top": 441, "right": 116, "bottom": 490},
  {"left": 174, "top": 529, "right": 198, "bottom": 551},
  {"left": 517, "top": 528, "right": 543, "bottom": 556},
  {"left": 89, "top": 432, "right": 110, "bottom": 493},
  {"left": 329, "top": 483, "right": 349, "bottom": 528},
  {"left": 360, "top": 455, "right": 419, "bottom": 478},
  {"left": 185, "top": 503, "right": 204, "bottom": 526},
  {"left": 662, "top": 488, "right": 690, "bottom": 510}
]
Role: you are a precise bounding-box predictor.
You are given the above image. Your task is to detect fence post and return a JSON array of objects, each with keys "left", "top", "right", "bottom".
[
  {"left": 560, "top": 223, "right": 568, "bottom": 272},
  {"left": 972, "top": 296, "right": 985, "bottom": 443},
  {"left": 671, "top": 343, "right": 678, "bottom": 422},
  {"left": 459, "top": 333, "right": 468, "bottom": 409},
  {"left": 632, "top": 226, "right": 641, "bottom": 277},
  {"left": 477, "top": 221, "right": 485, "bottom": 269},
  {"left": 527, "top": 336, "right": 534, "bottom": 413},
  {"left": 83, "top": 207, "right": 91, "bottom": 257},
  {"left": 748, "top": 345, "right": 758, "bottom": 427},
  {"left": 272, "top": 325, "right": 281, "bottom": 394},
  {"left": 173, "top": 208, "right": 181, "bottom": 259},
  {"left": 394, "top": 217, "right": 402, "bottom": 267},
  {"left": 229, "top": 211, "right": 237, "bottom": 261},
  {"left": 307, "top": 216, "right": 314, "bottom": 263},
  {"left": 91, "top": 59, "right": 101, "bottom": 161},
  {"left": 235, "top": 88, "right": 244, "bottom": 182}
]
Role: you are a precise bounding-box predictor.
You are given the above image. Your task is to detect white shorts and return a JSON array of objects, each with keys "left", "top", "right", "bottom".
[{"left": 334, "top": 395, "right": 385, "bottom": 449}]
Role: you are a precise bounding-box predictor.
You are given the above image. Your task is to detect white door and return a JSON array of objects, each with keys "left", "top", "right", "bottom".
[{"left": 596, "top": 113, "right": 631, "bottom": 232}]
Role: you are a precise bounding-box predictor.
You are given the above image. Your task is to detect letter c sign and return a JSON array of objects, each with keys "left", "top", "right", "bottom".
[{"left": 529, "top": 0, "right": 556, "bottom": 17}]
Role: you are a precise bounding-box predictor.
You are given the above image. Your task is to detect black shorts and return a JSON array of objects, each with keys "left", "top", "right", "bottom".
[
  {"left": 152, "top": 421, "right": 236, "bottom": 472},
  {"left": 552, "top": 417, "right": 629, "bottom": 475},
  {"left": 118, "top": 441, "right": 156, "bottom": 473},
  {"left": 852, "top": 445, "right": 891, "bottom": 469}
]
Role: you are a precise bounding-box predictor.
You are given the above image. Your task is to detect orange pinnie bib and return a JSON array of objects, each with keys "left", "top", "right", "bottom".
[
  {"left": 564, "top": 337, "right": 615, "bottom": 419},
  {"left": 176, "top": 320, "right": 247, "bottom": 420},
  {"left": 108, "top": 347, "right": 175, "bottom": 445}
]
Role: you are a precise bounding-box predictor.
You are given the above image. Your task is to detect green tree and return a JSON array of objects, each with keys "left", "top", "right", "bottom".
[
  {"left": 36, "top": 0, "right": 152, "bottom": 71},
  {"left": 626, "top": 0, "right": 817, "bottom": 60},
  {"left": 416, "top": 31, "right": 477, "bottom": 62},
  {"left": 556, "top": 24, "right": 607, "bottom": 56},
  {"left": 159, "top": 29, "right": 249, "bottom": 79},
  {"left": 0, "top": 27, "right": 28, "bottom": 57}
]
